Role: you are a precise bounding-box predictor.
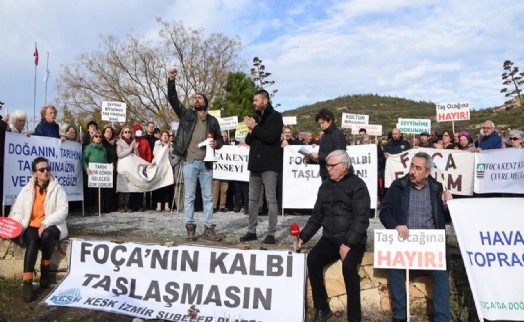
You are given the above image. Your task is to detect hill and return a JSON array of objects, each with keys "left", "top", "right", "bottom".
[{"left": 281, "top": 94, "right": 523, "bottom": 138}]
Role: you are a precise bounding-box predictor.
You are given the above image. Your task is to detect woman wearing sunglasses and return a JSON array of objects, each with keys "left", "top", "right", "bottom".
[
  {"left": 82, "top": 131, "right": 108, "bottom": 215},
  {"left": 9, "top": 157, "right": 69, "bottom": 302},
  {"left": 507, "top": 130, "right": 523, "bottom": 148}
]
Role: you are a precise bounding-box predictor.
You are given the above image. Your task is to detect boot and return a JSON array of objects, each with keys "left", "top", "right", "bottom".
[
  {"left": 164, "top": 202, "right": 170, "bottom": 212},
  {"left": 186, "top": 224, "right": 197, "bottom": 241},
  {"left": 23, "top": 279, "right": 37, "bottom": 302},
  {"left": 203, "top": 225, "right": 222, "bottom": 242},
  {"left": 156, "top": 202, "right": 162, "bottom": 212},
  {"left": 40, "top": 265, "right": 50, "bottom": 289}
]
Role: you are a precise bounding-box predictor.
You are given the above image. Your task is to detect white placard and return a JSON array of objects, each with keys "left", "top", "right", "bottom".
[
  {"left": 212, "top": 145, "right": 250, "bottom": 182},
  {"left": 282, "top": 116, "right": 297, "bottom": 125},
  {"left": 374, "top": 229, "right": 446, "bottom": 270},
  {"left": 396, "top": 118, "right": 431, "bottom": 134},
  {"left": 341, "top": 113, "right": 369, "bottom": 128},
  {"left": 3, "top": 132, "right": 83, "bottom": 205},
  {"left": 45, "top": 241, "right": 307, "bottom": 322},
  {"left": 171, "top": 122, "right": 179, "bottom": 131},
  {"left": 436, "top": 102, "right": 470, "bottom": 122},
  {"left": 218, "top": 116, "right": 238, "bottom": 131},
  {"left": 101, "top": 101, "right": 127, "bottom": 122},
  {"left": 87, "top": 163, "right": 113, "bottom": 188},
  {"left": 448, "top": 198, "right": 524, "bottom": 321},
  {"left": 351, "top": 124, "right": 383, "bottom": 136}
]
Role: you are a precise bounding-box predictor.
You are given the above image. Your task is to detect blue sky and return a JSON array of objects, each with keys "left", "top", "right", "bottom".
[{"left": 1, "top": 0, "right": 523, "bottom": 125}]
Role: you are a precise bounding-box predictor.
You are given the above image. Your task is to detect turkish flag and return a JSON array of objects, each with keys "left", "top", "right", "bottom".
[{"left": 34, "top": 47, "right": 39, "bottom": 66}]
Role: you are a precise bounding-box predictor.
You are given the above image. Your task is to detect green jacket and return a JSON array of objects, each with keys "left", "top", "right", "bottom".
[{"left": 82, "top": 143, "right": 107, "bottom": 170}]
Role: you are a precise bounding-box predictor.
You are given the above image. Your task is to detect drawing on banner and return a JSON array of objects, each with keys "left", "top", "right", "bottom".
[
  {"left": 436, "top": 102, "right": 470, "bottom": 122},
  {"left": 101, "top": 101, "right": 127, "bottom": 122}
]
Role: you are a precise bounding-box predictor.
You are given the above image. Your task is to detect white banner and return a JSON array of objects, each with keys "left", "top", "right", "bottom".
[
  {"left": 341, "top": 113, "right": 369, "bottom": 128},
  {"left": 45, "top": 241, "right": 306, "bottom": 322},
  {"left": 3, "top": 132, "right": 83, "bottom": 205},
  {"left": 282, "top": 145, "right": 377, "bottom": 209},
  {"left": 101, "top": 101, "right": 127, "bottom": 122},
  {"left": 351, "top": 124, "right": 382, "bottom": 136},
  {"left": 436, "top": 102, "right": 470, "bottom": 122},
  {"left": 474, "top": 148, "right": 524, "bottom": 194},
  {"left": 87, "top": 163, "right": 113, "bottom": 188},
  {"left": 218, "top": 116, "right": 238, "bottom": 131},
  {"left": 212, "top": 145, "right": 250, "bottom": 182},
  {"left": 374, "top": 229, "right": 446, "bottom": 270},
  {"left": 396, "top": 118, "right": 431, "bottom": 134},
  {"left": 448, "top": 198, "right": 524, "bottom": 321},
  {"left": 116, "top": 145, "right": 174, "bottom": 192},
  {"left": 384, "top": 148, "right": 475, "bottom": 196}
]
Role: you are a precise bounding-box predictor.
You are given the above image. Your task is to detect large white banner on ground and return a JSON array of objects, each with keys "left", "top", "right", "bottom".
[
  {"left": 282, "top": 145, "right": 378, "bottom": 209},
  {"left": 448, "top": 198, "right": 524, "bottom": 321},
  {"left": 45, "top": 241, "right": 307, "bottom": 322},
  {"left": 212, "top": 145, "right": 250, "bottom": 182},
  {"left": 3, "top": 132, "right": 83, "bottom": 205},
  {"left": 116, "top": 145, "right": 174, "bottom": 192},
  {"left": 384, "top": 148, "right": 475, "bottom": 196},
  {"left": 474, "top": 148, "right": 524, "bottom": 194},
  {"left": 374, "top": 229, "right": 446, "bottom": 270}
]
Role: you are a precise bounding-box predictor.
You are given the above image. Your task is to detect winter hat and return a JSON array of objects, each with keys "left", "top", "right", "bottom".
[
  {"left": 196, "top": 93, "right": 209, "bottom": 110},
  {"left": 134, "top": 123, "right": 144, "bottom": 137}
]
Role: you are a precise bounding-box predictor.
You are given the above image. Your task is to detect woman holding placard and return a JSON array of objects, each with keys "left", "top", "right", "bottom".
[
  {"left": 82, "top": 131, "right": 108, "bottom": 216},
  {"left": 9, "top": 157, "right": 69, "bottom": 302}
]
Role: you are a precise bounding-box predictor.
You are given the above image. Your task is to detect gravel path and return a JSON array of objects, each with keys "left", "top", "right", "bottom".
[{"left": 67, "top": 209, "right": 385, "bottom": 248}]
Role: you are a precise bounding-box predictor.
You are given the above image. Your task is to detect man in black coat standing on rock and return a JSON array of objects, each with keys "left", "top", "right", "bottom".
[
  {"left": 240, "top": 89, "right": 283, "bottom": 244},
  {"left": 298, "top": 149, "right": 370, "bottom": 322}
]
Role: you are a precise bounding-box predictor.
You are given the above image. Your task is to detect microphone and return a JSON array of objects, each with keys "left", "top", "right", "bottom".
[{"left": 290, "top": 223, "right": 301, "bottom": 253}]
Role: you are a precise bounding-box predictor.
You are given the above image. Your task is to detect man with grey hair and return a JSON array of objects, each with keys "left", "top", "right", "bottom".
[
  {"left": 298, "top": 150, "right": 370, "bottom": 322},
  {"left": 380, "top": 151, "right": 453, "bottom": 322},
  {"left": 476, "top": 120, "right": 502, "bottom": 151}
]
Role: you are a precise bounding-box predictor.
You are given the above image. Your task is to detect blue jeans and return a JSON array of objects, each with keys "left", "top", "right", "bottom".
[
  {"left": 388, "top": 269, "right": 450, "bottom": 321},
  {"left": 183, "top": 160, "right": 213, "bottom": 227}
]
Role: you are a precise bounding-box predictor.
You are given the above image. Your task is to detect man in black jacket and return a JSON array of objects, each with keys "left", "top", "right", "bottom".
[
  {"left": 239, "top": 89, "right": 283, "bottom": 244},
  {"left": 379, "top": 152, "right": 452, "bottom": 322},
  {"left": 298, "top": 150, "right": 370, "bottom": 322},
  {"left": 167, "top": 68, "right": 224, "bottom": 241}
]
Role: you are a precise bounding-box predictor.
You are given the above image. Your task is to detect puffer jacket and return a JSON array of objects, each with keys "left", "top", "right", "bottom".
[
  {"left": 300, "top": 167, "right": 370, "bottom": 246},
  {"left": 9, "top": 175, "right": 69, "bottom": 241}
]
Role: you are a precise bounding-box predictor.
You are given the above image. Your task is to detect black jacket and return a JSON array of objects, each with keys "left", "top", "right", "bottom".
[
  {"left": 379, "top": 174, "right": 450, "bottom": 230},
  {"left": 300, "top": 168, "right": 370, "bottom": 247},
  {"left": 316, "top": 123, "right": 347, "bottom": 179},
  {"left": 383, "top": 137, "right": 411, "bottom": 155},
  {"left": 245, "top": 103, "right": 283, "bottom": 172},
  {"left": 167, "top": 78, "right": 223, "bottom": 166}
]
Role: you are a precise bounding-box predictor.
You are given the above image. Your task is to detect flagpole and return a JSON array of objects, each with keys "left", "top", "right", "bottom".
[
  {"left": 33, "top": 42, "right": 38, "bottom": 127},
  {"left": 44, "top": 51, "right": 49, "bottom": 105}
]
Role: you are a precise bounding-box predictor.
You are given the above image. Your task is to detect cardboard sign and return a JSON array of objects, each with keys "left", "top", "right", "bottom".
[
  {"left": 0, "top": 217, "right": 22, "bottom": 239},
  {"left": 87, "top": 163, "right": 113, "bottom": 188},
  {"left": 101, "top": 101, "right": 127, "bottom": 122},
  {"left": 396, "top": 118, "right": 431, "bottom": 134},
  {"left": 341, "top": 113, "right": 369, "bottom": 128},
  {"left": 374, "top": 229, "right": 446, "bottom": 270},
  {"left": 351, "top": 124, "right": 383, "bottom": 136},
  {"left": 436, "top": 102, "right": 470, "bottom": 122},
  {"left": 283, "top": 116, "right": 297, "bottom": 125},
  {"left": 218, "top": 116, "right": 238, "bottom": 131}
]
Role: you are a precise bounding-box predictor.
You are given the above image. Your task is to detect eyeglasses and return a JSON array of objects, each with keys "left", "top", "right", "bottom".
[
  {"left": 442, "top": 134, "right": 449, "bottom": 137},
  {"left": 93, "top": 135, "right": 101, "bottom": 138},
  {"left": 326, "top": 162, "right": 342, "bottom": 170},
  {"left": 509, "top": 137, "right": 520, "bottom": 141},
  {"left": 36, "top": 167, "right": 51, "bottom": 173},
  {"left": 482, "top": 127, "right": 492, "bottom": 130},
  {"left": 123, "top": 131, "right": 131, "bottom": 134}
]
